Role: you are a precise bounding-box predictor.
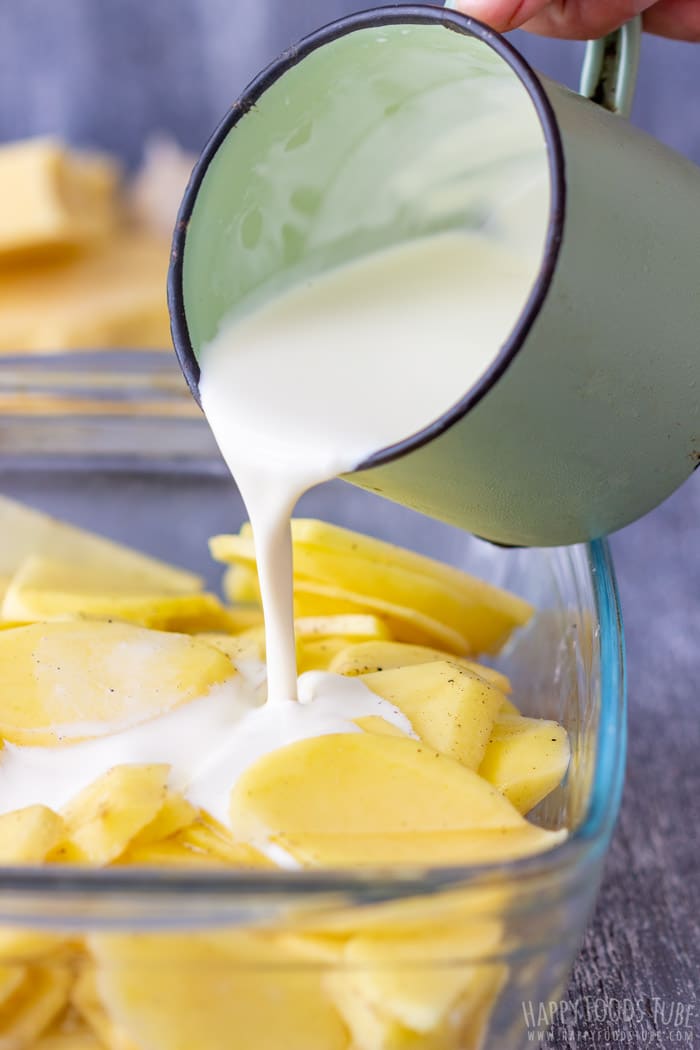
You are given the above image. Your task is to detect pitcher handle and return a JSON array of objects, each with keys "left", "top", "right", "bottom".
[{"left": 580, "top": 16, "right": 642, "bottom": 118}]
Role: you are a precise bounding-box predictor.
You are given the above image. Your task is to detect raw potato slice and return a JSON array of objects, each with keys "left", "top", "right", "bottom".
[
  {"left": 62, "top": 764, "right": 170, "bottom": 864},
  {"left": 0, "top": 230, "right": 172, "bottom": 352},
  {"left": 0, "top": 965, "right": 72, "bottom": 1047},
  {"left": 0, "top": 805, "right": 65, "bottom": 863},
  {"left": 275, "top": 825, "right": 566, "bottom": 868},
  {"left": 173, "top": 821, "right": 273, "bottom": 868},
  {"left": 0, "top": 137, "right": 120, "bottom": 260},
  {"left": 72, "top": 967, "right": 138, "bottom": 1050},
  {"left": 295, "top": 614, "right": 391, "bottom": 641},
  {"left": 222, "top": 564, "right": 260, "bottom": 605},
  {"left": 0, "top": 621, "right": 234, "bottom": 745},
  {"left": 34, "top": 1022, "right": 112, "bottom": 1050},
  {"left": 0, "top": 496, "right": 201, "bottom": 592},
  {"left": 2, "top": 556, "right": 232, "bottom": 631},
  {"left": 292, "top": 580, "right": 470, "bottom": 654},
  {"left": 332, "top": 922, "right": 502, "bottom": 1035},
  {"left": 88, "top": 932, "right": 349, "bottom": 1050},
  {"left": 354, "top": 716, "right": 409, "bottom": 738},
  {"left": 479, "top": 715, "right": 571, "bottom": 814},
  {"left": 195, "top": 631, "right": 264, "bottom": 664},
  {"left": 212, "top": 528, "right": 531, "bottom": 656},
  {"left": 229, "top": 733, "right": 528, "bottom": 846},
  {"left": 330, "top": 639, "right": 512, "bottom": 693},
  {"left": 127, "top": 792, "right": 196, "bottom": 850},
  {"left": 362, "top": 661, "right": 505, "bottom": 769},
  {"left": 297, "top": 637, "right": 351, "bottom": 673}
]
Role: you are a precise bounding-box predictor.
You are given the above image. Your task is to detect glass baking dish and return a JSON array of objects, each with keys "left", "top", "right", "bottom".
[{"left": 0, "top": 352, "right": 626, "bottom": 1050}]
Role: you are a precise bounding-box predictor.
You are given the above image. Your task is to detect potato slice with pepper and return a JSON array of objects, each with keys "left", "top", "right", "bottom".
[
  {"left": 479, "top": 715, "right": 570, "bottom": 814},
  {"left": 0, "top": 621, "right": 233, "bottom": 745},
  {"left": 230, "top": 733, "right": 528, "bottom": 847},
  {"left": 362, "top": 661, "right": 505, "bottom": 770}
]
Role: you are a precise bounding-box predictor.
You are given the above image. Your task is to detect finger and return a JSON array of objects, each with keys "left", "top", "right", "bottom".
[
  {"left": 448, "top": 0, "right": 551, "bottom": 32},
  {"left": 643, "top": 0, "right": 700, "bottom": 40},
  {"left": 452, "top": 1, "right": 655, "bottom": 39}
]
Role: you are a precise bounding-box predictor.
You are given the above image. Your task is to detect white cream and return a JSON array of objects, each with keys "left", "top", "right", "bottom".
[
  {"left": 200, "top": 231, "right": 540, "bottom": 703},
  {"left": 0, "top": 669, "right": 412, "bottom": 830}
]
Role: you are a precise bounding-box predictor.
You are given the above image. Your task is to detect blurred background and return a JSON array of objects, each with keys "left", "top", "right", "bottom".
[
  {"left": 1, "top": 0, "right": 698, "bottom": 164},
  {"left": 0, "top": 1, "right": 697, "bottom": 1037}
]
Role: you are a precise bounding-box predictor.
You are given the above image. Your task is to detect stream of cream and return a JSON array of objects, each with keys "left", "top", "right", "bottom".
[{"left": 199, "top": 230, "right": 540, "bottom": 704}]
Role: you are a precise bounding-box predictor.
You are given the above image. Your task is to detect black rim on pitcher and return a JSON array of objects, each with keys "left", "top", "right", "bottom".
[{"left": 168, "top": 4, "right": 566, "bottom": 470}]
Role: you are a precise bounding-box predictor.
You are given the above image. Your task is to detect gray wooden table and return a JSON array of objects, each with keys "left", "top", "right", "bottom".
[{"left": 1, "top": 3, "right": 698, "bottom": 1045}]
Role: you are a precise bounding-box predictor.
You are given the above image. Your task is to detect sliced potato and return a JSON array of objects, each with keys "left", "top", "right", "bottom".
[
  {"left": 174, "top": 820, "right": 273, "bottom": 868},
  {"left": 128, "top": 792, "right": 196, "bottom": 850},
  {"left": 212, "top": 521, "right": 533, "bottom": 656},
  {"left": 88, "top": 932, "right": 349, "bottom": 1050},
  {"left": 362, "top": 661, "right": 505, "bottom": 770},
  {"left": 0, "top": 965, "right": 72, "bottom": 1047},
  {"left": 0, "top": 621, "right": 233, "bottom": 745},
  {"left": 2, "top": 556, "right": 233, "bottom": 631},
  {"left": 0, "top": 495, "right": 201, "bottom": 592},
  {"left": 329, "top": 639, "right": 511, "bottom": 693},
  {"left": 333, "top": 922, "right": 502, "bottom": 1035},
  {"left": 354, "top": 715, "right": 409, "bottom": 738},
  {"left": 62, "top": 764, "right": 170, "bottom": 864},
  {"left": 230, "top": 733, "right": 528, "bottom": 846},
  {"left": 0, "top": 805, "right": 65, "bottom": 863},
  {"left": 275, "top": 825, "right": 566, "bottom": 868},
  {"left": 479, "top": 715, "right": 570, "bottom": 814},
  {"left": 292, "top": 579, "right": 469, "bottom": 654},
  {"left": 72, "top": 966, "right": 138, "bottom": 1050}
]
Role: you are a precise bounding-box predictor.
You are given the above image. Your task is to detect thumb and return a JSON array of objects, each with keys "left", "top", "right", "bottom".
[
  {"left": 449, "top": 1, "right": 653, "bottom": 39},
  {"left": 446, "top": 1, "right": 551, "bottom": 32}
]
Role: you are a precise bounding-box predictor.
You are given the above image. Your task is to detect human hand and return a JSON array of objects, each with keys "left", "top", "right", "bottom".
[{"left": 449, "top": 1, "right": 700, "bottom": 41}]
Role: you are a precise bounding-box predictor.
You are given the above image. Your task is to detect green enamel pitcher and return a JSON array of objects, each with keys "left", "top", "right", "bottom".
[{"left": 169, "top": 5, "right": 700, "bottom": 548}]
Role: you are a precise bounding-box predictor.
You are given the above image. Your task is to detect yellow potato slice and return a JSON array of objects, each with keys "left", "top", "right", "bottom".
[
  {"left": 362, "top": 661, "right": 505, "bottom": 769},
  {"left": 0, "top": 496, "right": 201, "bottom": 592},
  {"left": 33, "top": 1022, "right": 109, "bottom": 1050},
  {"left": 0, "top": 229, "right": 172, "bottom": 352},
  {"left": 88, "top": 932, "right": 349, "bottom": 1050},
  {"left": 329, "top": 923, "right": 503, "bottom": 1042},
  {"left": 0, "top": 965, "right": 72, "bottom": 1047},
  {"left": 297, "top": 637, "right": 350, "bottom": 673},
  {"left": 62, "top": 764, "right": 170, "bottom": 865},
  {"left": 212, "top": 521, "right": 533, "bottom": 656},
  {"left": 127, "top": 792, "right": 196, "bottom": 850},
  {"left": 0, "top": 965, "right": 26, "bottom": 1011},
  {"left": 173, "top": 821, "right": 273, "bottom": 868},
  {"left": 72, "top": 966, "right": 138, "bottom": 1050},
  {"left": 295, "top": 615, "right": 391, "bottom": 641},
  {"left": 0, "top": 621, "right": 233, "bottom": 745},
  {"left": 0, "top": 137, "right": 119, "bottom": 261},
  {"left": 222, "top": 564, "right": 260, "bottom": 605},
  {"left": 195, "top": 630, "right": 264, "bottom": 664},
  {"left": 0, "top": 805, "right": 65, "bottom": 863},
  {"left": 292, "top": 580, "right": 469, "bottom": 654},
  {"left": 275, "top": 825, "right": 565, "bottom": 868},
  {"left": 329, "top": 639, "right": 511, "bottom": 693},
  {"left": 230, "top": 733, "right": 528, "bottom": 847},
  {"left": 2, "top": 555, "right": 233, "bottom": 631},
  {"left": 479, "top": 715, "right": 571, "bottom": 814},
  {"left": 354, "top": 716, "right": 408, "bottom": 738}
]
